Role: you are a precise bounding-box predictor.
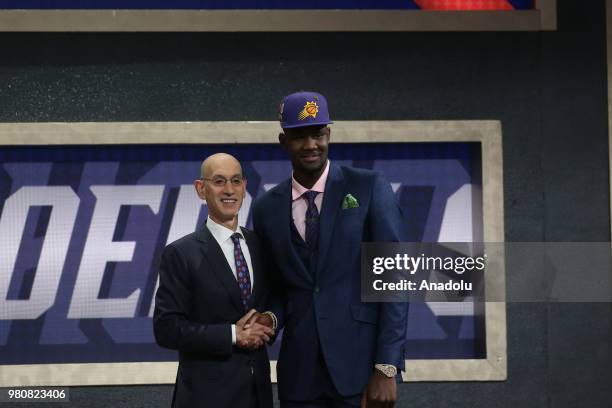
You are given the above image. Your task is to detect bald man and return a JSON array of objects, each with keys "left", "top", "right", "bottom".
[{"left": 154, "top": 153, "right": 274, "bottom": 408}]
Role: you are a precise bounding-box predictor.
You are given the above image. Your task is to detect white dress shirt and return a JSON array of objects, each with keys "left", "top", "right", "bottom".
[{"left": 206, "top": 216, "right": 254, "bottom": 344}]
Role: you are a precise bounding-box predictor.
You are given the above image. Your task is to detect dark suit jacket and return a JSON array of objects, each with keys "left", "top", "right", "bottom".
[
  {"left": 252, "top": 163, "right": 408, "bottom": 401},
  {"left": 153, "top": 225, "right": 273, "bottom": 408}
]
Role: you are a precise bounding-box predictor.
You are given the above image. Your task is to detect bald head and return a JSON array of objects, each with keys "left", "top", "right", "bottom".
[
  {"left": 195, "top": 153, "right": 246, "bottom": 231},
  {"left": 201, "top": 153, "right": 242, "bottom": 179}
]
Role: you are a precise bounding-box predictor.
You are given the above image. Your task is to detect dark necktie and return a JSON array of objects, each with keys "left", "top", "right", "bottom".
[
  {"left": 231, "top": 233, "right": 251, "bottom": 310},
  {"left": 303, "top": 191, "right": 320, "bottom": 252}
]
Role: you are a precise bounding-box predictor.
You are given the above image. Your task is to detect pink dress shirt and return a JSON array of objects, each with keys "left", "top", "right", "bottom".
[{"left": 291, "top": 160, "right": 330, "bottom": 241}]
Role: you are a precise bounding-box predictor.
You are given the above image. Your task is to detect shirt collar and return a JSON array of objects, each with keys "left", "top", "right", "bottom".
[
  {"left": 206, "top": 216, "right": 243, "bottom": 243},
  {"left": 291, "top": 160, "right": 330, "bottom": 201}
]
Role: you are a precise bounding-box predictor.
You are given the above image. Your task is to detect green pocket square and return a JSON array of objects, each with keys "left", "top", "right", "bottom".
[{"left": 342, "top": 193, "right": 359, "bottom": 209}]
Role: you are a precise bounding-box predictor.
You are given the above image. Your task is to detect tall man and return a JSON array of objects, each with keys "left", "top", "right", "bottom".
[
  {"left": 252, "top": 92, "right": 408, "bottom": 407},
  {"left": 154, "top": 153, "right": 275, "bottom": 408}
]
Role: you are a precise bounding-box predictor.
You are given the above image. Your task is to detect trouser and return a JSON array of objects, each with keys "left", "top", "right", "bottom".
[{"left": 280, "top": 345, "right": 361, "bottom": 408}]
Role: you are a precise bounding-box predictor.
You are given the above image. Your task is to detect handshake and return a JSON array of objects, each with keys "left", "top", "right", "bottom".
[{"left": 235, "top": 309, "right": 275, "bottom": 350}]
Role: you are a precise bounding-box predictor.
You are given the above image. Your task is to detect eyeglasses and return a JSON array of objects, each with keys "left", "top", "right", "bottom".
[{"left": 202, "top": 175, "right": 245, "bottom": 187}]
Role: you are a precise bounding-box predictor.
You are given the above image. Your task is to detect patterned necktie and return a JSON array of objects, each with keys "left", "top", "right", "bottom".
[
  {"left": 230, "top": 233, "right": 251, "bottom": 310},
  {"left": 303, "top": 191, "right": 320, "bottom": 251}
]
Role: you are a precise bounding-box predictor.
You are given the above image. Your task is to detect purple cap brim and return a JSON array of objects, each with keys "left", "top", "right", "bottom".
[{"left": 281, "top": 119, "right": 334, "bottom": 129}]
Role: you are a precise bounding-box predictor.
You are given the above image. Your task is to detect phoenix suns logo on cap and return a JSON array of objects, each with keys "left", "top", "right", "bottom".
[{"left": 297, "top": 101, "right": 319, "bottom": 121}]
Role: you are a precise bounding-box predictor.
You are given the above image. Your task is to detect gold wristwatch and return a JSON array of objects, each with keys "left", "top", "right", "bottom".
[
  {"left": 261, "top": 311, "right": 278, "bottom": 331},
  {"left": 374, "top": 364, "right": 397, "bottom": 378}
]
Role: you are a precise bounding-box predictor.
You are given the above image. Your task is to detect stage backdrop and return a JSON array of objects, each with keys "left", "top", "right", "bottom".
[{"left": 0, "top": 121, "right": 505, "bottom": 386}]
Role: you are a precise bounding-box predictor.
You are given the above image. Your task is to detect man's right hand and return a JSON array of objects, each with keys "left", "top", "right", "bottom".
[
  {"left": 245, "top": 311, "right": 274, "bottom": 329},
  {"left": 236, "top": 310, "right": 275, "bottom": 350}
]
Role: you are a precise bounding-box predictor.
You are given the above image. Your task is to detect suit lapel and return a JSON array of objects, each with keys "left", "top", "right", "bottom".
[
  {"left": 317, "top": 164, "right": 346, "bottom": 276},
  {"left": 271, "top": 179, "right": 313, "bottom": 284},
  {"left": 195, "top": 225, "right": 244, "bottom": 314}
]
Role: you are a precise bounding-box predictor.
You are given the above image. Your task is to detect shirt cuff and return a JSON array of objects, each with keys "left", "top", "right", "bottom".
[{"left": 231, "top": 324, "right": 236, "bottom": 345}]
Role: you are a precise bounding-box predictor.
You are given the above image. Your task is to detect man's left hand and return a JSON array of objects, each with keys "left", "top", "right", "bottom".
[{"left": 360, "top": 370, "right": 397, "bottom": 408}]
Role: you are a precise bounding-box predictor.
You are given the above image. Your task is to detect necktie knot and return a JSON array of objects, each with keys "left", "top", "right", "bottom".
[
  {"left": 230, "top": 232, "right": 242, "bottom": 245},
  {"left": 303, "top": 190, "right": 319, "bottom": 205}
]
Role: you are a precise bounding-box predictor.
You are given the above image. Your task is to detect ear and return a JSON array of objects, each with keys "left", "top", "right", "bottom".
[
  {"left": 194, "top": 179, "right": 206, "bottom": 200},
  {"left": 278, "top": 132, "right": 287, "bottom": 149}
]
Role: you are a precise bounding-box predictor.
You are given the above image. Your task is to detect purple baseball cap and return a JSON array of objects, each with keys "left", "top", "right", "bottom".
[{"left": 279, "top": 91, "right": 333, "bottom": 129}]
